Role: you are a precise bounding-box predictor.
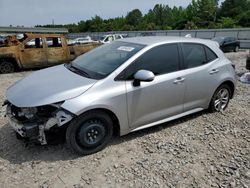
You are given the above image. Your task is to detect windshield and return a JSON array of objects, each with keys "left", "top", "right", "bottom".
[
  {"left": 100, "top": 36, "right": 106, "bottom": 41},
  {"left": 70, "top": 41, "right": 145, "bottom": 79},
  {"left": 212, "top": 37, "right": 224, "bottom": 44}
]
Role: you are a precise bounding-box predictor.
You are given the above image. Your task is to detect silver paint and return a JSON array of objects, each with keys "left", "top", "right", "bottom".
[
  {"left": 6, "top": 36, "right": 237, "bottom": 137},
  {"left": 6, "top": 64, "right": 97, "bottom": 107}
]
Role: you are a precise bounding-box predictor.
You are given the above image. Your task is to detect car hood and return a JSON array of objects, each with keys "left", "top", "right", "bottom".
[{"left": 6, "top": 65, "right": 97, "bottom": 107}]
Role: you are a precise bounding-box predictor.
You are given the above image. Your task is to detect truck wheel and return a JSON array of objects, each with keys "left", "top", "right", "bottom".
[
  {"left": 66, "top": 110, "right": 113, "bottom": 155},
  {"left": 0, "top": 61, "right": 15, "bottom": 73}
]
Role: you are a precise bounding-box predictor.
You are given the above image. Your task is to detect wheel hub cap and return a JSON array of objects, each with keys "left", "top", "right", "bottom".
[
  {"left": 214, "top": 88, "right": 229, "bottom": 111},
  {"left": 77, "top": 119, "right": 106, "bottom": 147}
]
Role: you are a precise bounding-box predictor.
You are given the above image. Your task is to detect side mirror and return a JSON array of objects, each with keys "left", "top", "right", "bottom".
[{"left": 133, "top": 70, "right": 155, "bottom": 87}]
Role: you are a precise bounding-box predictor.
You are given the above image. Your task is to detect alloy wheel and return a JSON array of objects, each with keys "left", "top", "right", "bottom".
[{"left": 214, "top": 88, "right": 230, "bottom": 111}]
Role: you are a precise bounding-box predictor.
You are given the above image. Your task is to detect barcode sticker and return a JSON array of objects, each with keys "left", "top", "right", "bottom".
[{"left": 117, "top": 46, "right": 135, "bottom": 52}]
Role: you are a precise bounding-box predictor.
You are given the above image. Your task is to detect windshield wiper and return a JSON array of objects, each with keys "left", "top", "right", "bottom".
[{"left": 66, "top": 63, "right": 91, "bottom": 78}]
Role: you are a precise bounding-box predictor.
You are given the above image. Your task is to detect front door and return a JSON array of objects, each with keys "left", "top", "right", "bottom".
[
  {"left": 20, "top": 37, "right": 47, "bottom": 68},
  {"left": 124, "top": 43, "right": 185, "bottom": 129}
]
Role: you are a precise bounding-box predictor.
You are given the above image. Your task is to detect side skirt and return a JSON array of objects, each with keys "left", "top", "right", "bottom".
[{"left": 130, "top": 108, "right": 204, "bottom": 133}]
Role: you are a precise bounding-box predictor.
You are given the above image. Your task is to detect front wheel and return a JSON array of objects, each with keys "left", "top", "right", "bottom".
[
  {"left": 0, "top": 61, "right": 15, "bottom": 74},
  {"left": 209, "top": 85, "right": 231, "bottom": 112},
  {"left": 66, "top": 111, "right": 113, "bottom": 155}
]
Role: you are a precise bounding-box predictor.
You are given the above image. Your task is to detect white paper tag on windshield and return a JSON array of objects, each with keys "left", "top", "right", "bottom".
[{"left": 117, "top": 46, "right": 135, "bottom": 52}]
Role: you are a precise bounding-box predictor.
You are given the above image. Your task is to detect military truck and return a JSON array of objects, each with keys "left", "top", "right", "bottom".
[{"left": 0, "top": 33, "right": 100, "bottom": 73}]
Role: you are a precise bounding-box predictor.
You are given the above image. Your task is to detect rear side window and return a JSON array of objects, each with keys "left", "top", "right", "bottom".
[
  {"left": 46, "top": 37, "right": 62, "bottom": 47},
  {"left": 205, "top": 46, "right": 218, "bottom": 62},
  {"left": 115, "top": 35, "right": 121, "bottom": 39},
  {"left": 182, "top": 43, "right": 206, "bottom": 68},
  {"left": 125, "top": 44, "right": 180, "bottom": 79}
]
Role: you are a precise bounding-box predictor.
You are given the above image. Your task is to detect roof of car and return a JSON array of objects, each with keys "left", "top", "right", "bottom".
[{"left": 119, "top": 36, "right": 216, "bottom": 46}]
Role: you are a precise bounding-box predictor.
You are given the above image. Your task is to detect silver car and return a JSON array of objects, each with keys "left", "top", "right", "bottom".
[{"left": 5, "top": 37, "right": 236, "bottom": 155}]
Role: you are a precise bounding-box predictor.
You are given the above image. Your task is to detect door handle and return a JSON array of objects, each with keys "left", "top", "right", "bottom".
[
  {"left": 209, "top": 69, "right": 219, "bottom": 74},
  {"left": 174, "top": 77, "right": 185, "bottom": 84}
]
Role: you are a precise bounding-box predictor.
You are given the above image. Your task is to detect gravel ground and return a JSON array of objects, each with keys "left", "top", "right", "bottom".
[{"left": 0, "top": 51, "right": 249, "bottom": 188}]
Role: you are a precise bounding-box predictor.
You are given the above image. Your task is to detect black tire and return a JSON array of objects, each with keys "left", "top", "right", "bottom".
[
  {"left": 209, "top": 84, "right": 231, "bottom": 113},
  {"left": 0, "top": 61, "right": 15, "bottom": 74},
  {"left": 234, "top": 45, "right": 239, "bottom": 52},
  {"left": 66, "top": 110, "right": 113, "bottom": 155}
]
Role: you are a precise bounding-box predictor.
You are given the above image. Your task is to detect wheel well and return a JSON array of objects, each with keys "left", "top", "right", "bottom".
[
  {"left": 0, "top": 57, "right": 19, "bottom": 69},
  {"left": 220, "top": 81, "right": 235, "bottom": 99},
  {"left": 81, "top": 108, "right": 120, "bottom": 136}
]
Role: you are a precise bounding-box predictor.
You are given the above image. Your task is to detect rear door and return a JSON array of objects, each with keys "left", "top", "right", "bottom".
[
  {"left": 223, "top": 37, "right": 234, "bottom": 51},
  {"left": 124, "top": 43, "right": 186, "bottom": 129},
  {"left": 180, "top": 43, "right": 220, "bottom": 111},
  {"left": 45, "top": 37, "right": 70, "bottom": 66}
]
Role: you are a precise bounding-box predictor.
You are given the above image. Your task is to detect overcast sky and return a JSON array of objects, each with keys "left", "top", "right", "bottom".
[{"left": 0, "top": 0, "right": 219, "bottom": 27}]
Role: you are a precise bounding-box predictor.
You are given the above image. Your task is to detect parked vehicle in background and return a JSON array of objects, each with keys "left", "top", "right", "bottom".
[
  {"left": 99, "top": 34, "right": 123, "bottom": 44},
  {"left": 246, "top": 51, "right": 250, "bottom": 70},
  {"left": 0, "top": 33, "right": 100, "bottom": 73},
  {"left": 212, "top": 36, "right": 240, "bottom": 52},
  {"left": 0, "top": 36, "right": 5, "bottom": 45},
  {"left": 140, "top": 32, "right": 156, "bottom": 37},
  {"left": 5, "top": 36, "right": 236, "bottom": 155},
  {"left": 67, "top": 36, "right": 93, "bottom": 45}
]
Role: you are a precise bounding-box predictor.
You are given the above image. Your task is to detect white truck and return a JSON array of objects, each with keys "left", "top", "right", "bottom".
[{"left": 99, "top": 34, "right": 124, "bottom": 44}]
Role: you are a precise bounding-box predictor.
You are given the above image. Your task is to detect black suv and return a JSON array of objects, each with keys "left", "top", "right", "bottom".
[
  {"left": 212, "top": 37, "right": 240, "bottom": 52},
  {"left": 246, "top": 52, "right": 250, "bottom": 70}
]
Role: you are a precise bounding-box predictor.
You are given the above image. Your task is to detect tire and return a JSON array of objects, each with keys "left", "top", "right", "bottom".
[
  {"left": 246, "top": 57, "right": 250, "bottom": 71},
  {"left": 234, "top": 46, "right": 239, "bottom": 52},
  {"left": 0, "top": 61, "right": 15, "bottom": 74},
  {"left": 66, "top": 110, "right": 113, "bottom": 155},
  {"left": 209, "top": 84, "right": 231, "bottom": 113}
]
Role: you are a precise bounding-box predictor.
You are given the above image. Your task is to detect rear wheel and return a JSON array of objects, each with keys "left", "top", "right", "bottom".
[
  {"left": 234, "top": 46, "right": 239, "bottom": 52},
  {"left": 209, "top": 85, "right": 231, "bottom": 112},
  {"left": 66, "top": 111, "right": 113, "bottom": 155},
  {"left": 0, "top": 61, "right": 15, "bottom": 73}
]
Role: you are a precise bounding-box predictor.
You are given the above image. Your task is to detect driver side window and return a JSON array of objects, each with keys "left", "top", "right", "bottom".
[{"left": 124, "top": 44, "right": 180, "bottom": 79}]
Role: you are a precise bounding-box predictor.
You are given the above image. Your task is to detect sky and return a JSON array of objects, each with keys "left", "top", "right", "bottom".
[{"left": 0, "top": 0, "right": 220, "bottom": 27}]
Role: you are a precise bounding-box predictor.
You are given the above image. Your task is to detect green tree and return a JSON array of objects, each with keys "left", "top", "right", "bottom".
[
  {"left": 220, "top": 0, "right": 250, "bottom": 18},
  {"left": 185, "top": 21, "right": 198, "bottom": 29},
  {"left": 216, "top": 17, "right": 237, "bottom": 28},
  {"left": 78, "top": 21, "right": 86, "bottom": 32},
  {"left": 237, "top": 10, "right": 250, "bottom": 27},
  {"left": 37, "top": 0, "right": 250, "bottom": 33},
  {"left": 126, "top": 9, "right": 143, "bottom": 26},
  {"left": 89, "top": 16, "right": 104, "bottom": 32},
  {"left": 186, "top": 0, "right": 217, "bottom": 28},
  {"left": 151, "top": 4, "right": 172, "bottom": 29},
  {"left": 171, "top": 6, "right": 187, "bottom": 29}
]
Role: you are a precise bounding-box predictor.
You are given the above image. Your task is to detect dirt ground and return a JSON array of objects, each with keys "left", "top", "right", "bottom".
[{"left": 0, "top": 51, "right": 249, "bottom": 188}]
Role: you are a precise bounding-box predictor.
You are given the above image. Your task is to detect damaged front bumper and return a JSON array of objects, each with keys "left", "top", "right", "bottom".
[{"left": 5, "top": 103, "right": 74, "bottom": 145}]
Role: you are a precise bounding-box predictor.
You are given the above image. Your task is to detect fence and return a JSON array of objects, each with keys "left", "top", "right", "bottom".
[
  {"left": 67, "top": 28, "right": 250, "bottom": 49},
  {"left": 0, "top": 26, "right": 68, "bottom": 34}
]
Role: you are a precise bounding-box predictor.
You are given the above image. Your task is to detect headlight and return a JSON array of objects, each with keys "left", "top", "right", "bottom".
[{"left": 18, "top": 107, "right": 37, "bottom": 119}]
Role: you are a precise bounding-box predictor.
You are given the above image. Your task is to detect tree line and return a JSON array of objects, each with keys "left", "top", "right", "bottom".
[{"left": 37, "top": 0, "right": 250, "bottom": 32}]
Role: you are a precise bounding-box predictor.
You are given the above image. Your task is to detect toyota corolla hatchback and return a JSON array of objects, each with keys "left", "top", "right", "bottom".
[{"left": 5, "top": 36, "right": 236, "bottom": 155}]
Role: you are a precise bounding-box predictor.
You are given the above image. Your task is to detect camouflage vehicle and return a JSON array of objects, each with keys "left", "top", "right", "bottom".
[{"left": 0, "top": 33, "right": 100, "bottom": 73}]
